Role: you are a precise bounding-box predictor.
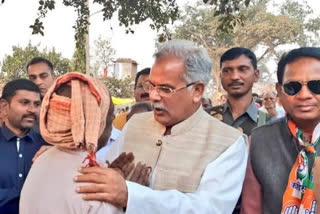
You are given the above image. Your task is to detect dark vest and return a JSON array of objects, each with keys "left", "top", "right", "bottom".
[{"left": 250, "top": 117, "right": 320, "bottom": 213}]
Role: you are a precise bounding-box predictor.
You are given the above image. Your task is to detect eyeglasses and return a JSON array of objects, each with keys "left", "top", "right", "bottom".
[
  {"left": 143, "top": 81, "right": 197, "bottom": 97},
  {"left": 283, "top": 80, "right": 320, "bottom": 96}
]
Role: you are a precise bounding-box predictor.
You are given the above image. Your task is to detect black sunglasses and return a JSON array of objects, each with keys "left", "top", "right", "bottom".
[{"left": 283, "top": 80, "right": 320, "bottom": 96}]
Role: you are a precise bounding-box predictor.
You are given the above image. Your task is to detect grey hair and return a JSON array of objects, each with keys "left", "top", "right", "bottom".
[
  {"left": 262, "top": 91, "right": 277, "bottom": 98},
  {"left": 154, "top": 40, "right": 212, "bottom": 85}
]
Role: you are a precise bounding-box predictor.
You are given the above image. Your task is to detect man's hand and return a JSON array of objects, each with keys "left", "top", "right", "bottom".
[
  {"left": 129, "top": 162, "right": 152, "bottom": 186},
  {"left": 108, "top": 152, "right": 135, "bottom": 178},
  {"left": 266, "top": 107, "right": 278, "bottom": 117},
  {"left": 74, "top": 167, "right": 128, "bottom": 208},
  {"left": 32, "top": 145, "right": 52, "bottom": 162},
  {"left": 108, "top": 152, "right": 152, "bottom": 186}
]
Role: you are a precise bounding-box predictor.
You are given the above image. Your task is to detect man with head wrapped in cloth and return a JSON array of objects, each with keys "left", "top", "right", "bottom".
[{"left": 19, "top": 72, "right": 123, "bottom": 214}]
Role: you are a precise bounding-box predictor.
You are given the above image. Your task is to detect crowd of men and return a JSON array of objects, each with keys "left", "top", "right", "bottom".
[{"left": 0, "top": 39, "right": 320, "bottom": 214}]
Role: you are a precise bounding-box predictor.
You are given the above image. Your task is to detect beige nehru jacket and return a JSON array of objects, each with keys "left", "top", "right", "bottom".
[
  {"left": 20, "top": 147, "right": 123, "bottom": 214},
  {"left": 123, "top": 107, "right": 242, "bottom": 193}
]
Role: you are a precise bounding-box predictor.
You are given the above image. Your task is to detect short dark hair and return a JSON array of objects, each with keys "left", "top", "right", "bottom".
[
  {"left": 277, "top": 47, "right": 320, "bottom": 84},
  {"left": 220, "top": 47, "right": 257, "bottom": 69},
  {"left": 1, "top": 79, "right": 41, "bottom": 102},
  {"left": 131, "top": 102, "right": 153, "bottom": 112},
  {"left": 134, "top": 68, "right": 150, "bottom": 89},
  {"left": 26, "top": 57, "right": 54, "bottom": 74},
  {"left": 252, "top": 93, "right": 260, "bottom": 98}
]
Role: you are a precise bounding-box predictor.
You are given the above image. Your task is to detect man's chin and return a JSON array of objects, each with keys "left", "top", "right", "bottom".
[
  {"left": 153, "top": 113, "right": 171, "bottom": 126},
  {"left": 40, "top": 90, "right": 47, "bottom": 97},
  {"left": 228, "top": 91, "right": 247, "bottom": 98},
  {"left": 21, "top": 122, "right": 36, "bottom": 130}
]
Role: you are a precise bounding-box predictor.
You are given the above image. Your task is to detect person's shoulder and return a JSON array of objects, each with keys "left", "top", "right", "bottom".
[
  {"left": 206, "top": 104, "right": 224, "bottom": 114},
  {"left": 205, "top": 104, "right": 225, "bottom": 121},
  {"left": 30, "top": 129, "right": 49, "bottom": 145},
  {"left": 252, "top": 117, "right": 287, "bottom": 136},
  {"left": 201, "top": 108, "right": 243, "bottom": 138}
]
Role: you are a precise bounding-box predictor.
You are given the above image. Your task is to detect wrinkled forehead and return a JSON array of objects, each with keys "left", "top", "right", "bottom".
[
  {"left": 150, "top": 56, "right": 186, "bottom": 84},
  {"left": 263, "top": 92, "right": 276, "bottom": 99},
  {"left": 12, "top": 90, "right": 41, "bottom": 102}
]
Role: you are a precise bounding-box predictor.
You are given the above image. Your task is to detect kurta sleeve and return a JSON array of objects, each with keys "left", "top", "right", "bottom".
[{"left": 125, "top": 135, "right": 248, "bottom": 214}]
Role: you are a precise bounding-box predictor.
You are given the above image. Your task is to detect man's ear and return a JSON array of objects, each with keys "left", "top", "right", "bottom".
[
  {"left": 254, "top": 69, "right": 260, "bottom": 83},
  {"left": 275, "top": 83, "right": 282, "bottom": 96},
  {"left": 0, "top": 99, "right": 9, "bottom": 117},
  {"left": 192, "top": 82, "right": 205, "bottom": 103}
]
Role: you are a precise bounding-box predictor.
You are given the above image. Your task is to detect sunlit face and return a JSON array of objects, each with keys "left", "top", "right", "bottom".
[
  {"left": 4, "top": 90, "right": 41, "bottom": 134},
  {"left": 27, "top": 62, "right": 55, "bottom": 97},
  {"left": 221, "top": 55, "right": 259, "bottom": 98},
  {"left": 276, "top": 57, "right": 320, "bottom": 126},
  {"left": 149, "top": 55, "right": 202, "bottom": 127},
  {"left": 134, "top": 74, "right": 150, "bottom": 102}
]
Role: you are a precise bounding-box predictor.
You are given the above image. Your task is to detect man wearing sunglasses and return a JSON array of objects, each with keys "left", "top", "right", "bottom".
[
  {"left": 74, "top": 39, "right": 248, "bottom": 214},
  {"left": 241, "top": 47, "right": 320, "bottom": 214}
]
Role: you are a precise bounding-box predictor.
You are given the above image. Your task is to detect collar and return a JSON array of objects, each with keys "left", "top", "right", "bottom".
[
  {"left": 224, "top": 100, "right": 258, "bottom": 122},
  {"left": 169, "top": 106, "right": 204, "bottom": 136},
  {"left": 1, "top": 124, "right": 35, "bottom": 142}
]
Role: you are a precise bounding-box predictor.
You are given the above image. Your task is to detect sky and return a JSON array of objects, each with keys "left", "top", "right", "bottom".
[
  {"left": 0, "top": 0, "right": 191, "bottom": 71},
  {"left": 0, "top": 0, "right": 319, "bottom": 72}
]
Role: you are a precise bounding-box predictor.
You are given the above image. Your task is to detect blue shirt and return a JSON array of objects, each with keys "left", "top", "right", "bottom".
[{"left": 0, "top": 125, "right": 47, "bottom": 214}]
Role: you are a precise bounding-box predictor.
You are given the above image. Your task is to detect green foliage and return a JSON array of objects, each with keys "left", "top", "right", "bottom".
[
  {"left": 103, "top": 76, "right": 134, "bottom": 98},
  {"left": 28, "top": 0, "right": 179, "bottom": 75},
  {"left": 0, "top": 42, "right": 71, "bottom": 83},
  {"left": 202, "top": 0, "right": 251, "bottom": 33},
  {"left": 71, "top": 36, "right": 86, "bottom": 74},
  {"left": 30, "top": 0, "right": 179, "bottom": 36},
  {"left": 171, "top": 0, "right": 320, "bottom": 90}
]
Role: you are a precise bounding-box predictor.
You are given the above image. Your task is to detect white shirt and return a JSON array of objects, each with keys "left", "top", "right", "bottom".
[
  {"left": 106, "top": 125, "right": 248, "bottom": 214},
  {"left": 96, "top": 127, "right": 122, "bottom": 162}
]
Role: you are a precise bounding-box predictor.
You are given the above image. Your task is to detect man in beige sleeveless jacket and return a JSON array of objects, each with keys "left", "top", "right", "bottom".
[{"left": 74, "top": 39, "right": 248, "bottom": 214}]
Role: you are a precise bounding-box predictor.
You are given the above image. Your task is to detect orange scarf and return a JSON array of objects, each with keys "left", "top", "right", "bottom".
[
  {"left": 281, "top": 120, "right": 320, "bottom": 213},
  {"left": 40, "top": 72, "right": 110, "bottom": 166}
]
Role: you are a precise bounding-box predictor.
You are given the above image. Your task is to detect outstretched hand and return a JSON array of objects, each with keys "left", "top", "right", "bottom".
[
  {"left": 128, "top": 162, "right": 152, "bottom": 186},
  {"left": 108, "top": 152, "right": 135, "bottom": 178},
  {"left": 108, "top": 152, "right": 152, "bottom": 186}
]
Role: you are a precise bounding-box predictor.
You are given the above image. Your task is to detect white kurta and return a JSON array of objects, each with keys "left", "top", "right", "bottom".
[{"left": 106, "top": 122, "right": 248, "bottom": 214}]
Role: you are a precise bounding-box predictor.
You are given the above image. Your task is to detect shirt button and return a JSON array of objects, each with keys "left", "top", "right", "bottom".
[
  {"left": 19, "top": 154, "right": 23, "bottom": 158},
  {"left": 19, "top": 173, "right": 23, "bottom": 178},
  {"left": 156, "top": 140, "right": 162, "bottom": 146}
]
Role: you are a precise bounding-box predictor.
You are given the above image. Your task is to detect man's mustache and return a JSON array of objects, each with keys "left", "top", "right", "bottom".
[
  {"left": 152, "top": 103, "right": 169, "bottom": 112},
  {"left": 228, "top": 81, "right": 244, "bottom": 87},
  {"left": 22, "top": 114, "right": 37, "bottom": 120}
]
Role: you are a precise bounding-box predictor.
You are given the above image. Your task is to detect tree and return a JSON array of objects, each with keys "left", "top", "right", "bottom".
[
  {"left": 103, "top": 76, "right": 134, "bottom": 98},
  {"left": 202, "top": 0, "right": 251, "bottom": 33},
  {"left": 0, "top": 42, "right": 72, "bottom": 83},
  {"left": 25, "top": 0, "right": 180, "bottom": 74},
  {"left": 91, "top": 36, "right": 115, "bottom": 77},
  {"left": 171, "top": 0, "right": 320, "bottom": 92}
]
